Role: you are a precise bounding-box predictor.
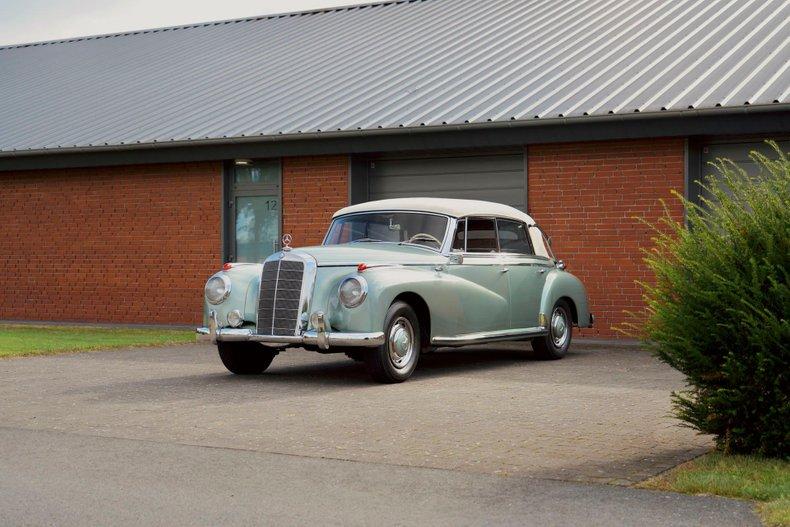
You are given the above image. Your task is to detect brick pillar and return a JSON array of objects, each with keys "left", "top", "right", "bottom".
[
  {"left": 527, "top": 139, "right": 685, "bottom": 338},
  {"left": 282, "top": 155, "right": 350, "bottom": 247}
]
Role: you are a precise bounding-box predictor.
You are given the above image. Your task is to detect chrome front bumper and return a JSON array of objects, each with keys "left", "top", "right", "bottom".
[{"left": 196, "top": 311, "right": 384, "bottom": 350}]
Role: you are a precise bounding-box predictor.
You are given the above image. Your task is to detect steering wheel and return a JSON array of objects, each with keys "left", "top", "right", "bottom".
[{"left": 407, "top": 233, "right": 442, "bottom": 247}]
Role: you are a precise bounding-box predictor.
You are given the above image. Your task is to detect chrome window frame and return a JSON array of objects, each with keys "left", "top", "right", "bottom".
[
  {"left": 457, "top": 215, "right": 501, "bottom": 255},
  {"left": 449, "top": 216, "right": 554, "bottom": 263},
  {"left": 322, "top": 210, "right": 454, "bottom": 254},
  {"left": 495, "top": 218, "right": 536, "bottom": 256}
]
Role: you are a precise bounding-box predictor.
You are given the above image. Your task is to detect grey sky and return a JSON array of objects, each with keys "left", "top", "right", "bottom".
[{"left": 0, "top": 0, "right": 359, "bottom": 46}]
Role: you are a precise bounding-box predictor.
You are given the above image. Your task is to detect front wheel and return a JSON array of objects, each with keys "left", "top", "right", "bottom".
[
  {"left": 531, "top": 300, "right": 573, "bottom": 360},
  {"left": 364, "top": 301, "right": 421, "bottom": 383},
  {"left": 218, "top": 341, "right": 277, "bottom": 374}
]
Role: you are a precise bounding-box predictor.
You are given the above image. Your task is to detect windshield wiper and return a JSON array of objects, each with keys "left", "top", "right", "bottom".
[{"left": 350, "top": 238, "right": 384, "bottom": 243}]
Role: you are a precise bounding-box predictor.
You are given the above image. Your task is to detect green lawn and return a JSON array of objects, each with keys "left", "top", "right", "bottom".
[
  {"left": 0, "top": 324, "right": 195, "bottom": 358},
  {"left": 640, "top": 452, "right": 790, "bottom": 526}
]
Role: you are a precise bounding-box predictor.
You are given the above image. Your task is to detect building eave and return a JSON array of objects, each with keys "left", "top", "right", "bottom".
[{"left": 1, "top": 105, "right": 788, "bottom": 171}]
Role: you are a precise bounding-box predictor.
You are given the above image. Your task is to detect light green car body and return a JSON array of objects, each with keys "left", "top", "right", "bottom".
[{"left": 201, "top": 207, "right": 592, "bottom": 351}]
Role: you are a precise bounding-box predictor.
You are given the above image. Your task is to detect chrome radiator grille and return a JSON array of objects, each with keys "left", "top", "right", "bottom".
[{"left": 257, "top": 258, "right": 304, "bottom": 336}]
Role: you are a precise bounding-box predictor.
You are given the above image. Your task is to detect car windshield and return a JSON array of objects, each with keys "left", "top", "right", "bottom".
[{"left": 324, "top": 212, "right": 448, "bottom": 250}]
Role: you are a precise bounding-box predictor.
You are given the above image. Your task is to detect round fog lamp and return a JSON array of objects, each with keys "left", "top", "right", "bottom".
[
  {"left": 227, "top": 309, "right": 244, "bottom": 328},
  {"left": 339, "top": 276, "right": 368, "bottom": 308}
]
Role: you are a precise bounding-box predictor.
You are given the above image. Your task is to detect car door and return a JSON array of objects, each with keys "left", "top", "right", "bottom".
[
  {"left": 445, "top": 217, "right": 510, "bottom": 333},
  {"left": 496, "top": 218, "right": 549, "bottom": 329}
]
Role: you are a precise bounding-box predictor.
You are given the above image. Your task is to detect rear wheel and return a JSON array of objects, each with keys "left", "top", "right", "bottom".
[
  {"left": 217, "top": 341, "right": 277, "bottom": 374},
  {"left": 364, "top": 301, "right": 421, "bottom": 383},
  {"left": 531, "top": 300, "right": 573, "bottom": 360}
]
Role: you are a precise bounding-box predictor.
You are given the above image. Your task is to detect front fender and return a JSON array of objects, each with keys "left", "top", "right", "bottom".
[
  {"left": 202, "top": 263, "right": 262, "bottom": 328},
  {"left": 326, "top": 267, "right": 438, "bottom": 334},
  {"left": 539, "top": 270, "right": 591, "bottom": 327}
]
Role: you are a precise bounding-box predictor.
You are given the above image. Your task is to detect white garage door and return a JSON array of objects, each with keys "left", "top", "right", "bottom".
[{"left": 368, "top": 152, "right": 526, "bottom": 211}]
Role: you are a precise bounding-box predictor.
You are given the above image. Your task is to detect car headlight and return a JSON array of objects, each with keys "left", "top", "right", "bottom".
[
  {"left": 338, "top": 276, "right": 368, "bottom": 308},
  {"left": 204, "top": 273, "right": 231, "bottom": 305}
]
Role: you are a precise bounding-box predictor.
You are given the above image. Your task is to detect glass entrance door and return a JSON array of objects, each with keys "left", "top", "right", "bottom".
[{"left": 228, "top": 160, "right": 281, "bottom": 263}]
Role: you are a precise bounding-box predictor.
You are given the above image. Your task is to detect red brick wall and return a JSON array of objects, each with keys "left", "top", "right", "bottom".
[
  {"left": 1, "top": 145, "right": 677, "bottom": 334},
  {"left": 528, "top": 138, "right": 685, "bottom": 338},
  {"left": 282, "top": 155, "right": 349, "bottom": 246},
  {"left": 0, "top": 162, "right": 222, "bottom": 325}
]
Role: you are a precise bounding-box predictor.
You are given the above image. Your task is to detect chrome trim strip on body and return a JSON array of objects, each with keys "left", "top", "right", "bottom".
[
  {"left": 297, "top": 253, "right": 318, "bottom": 334},
  {"left": 431, "top": 327, "right": 548, "bottom": 347},
  {"left": 196, "top": 326, "right": 385, "bottom": 348},
  {"left": 317, "top": 262, "right": 417, "bottom": 268},
  {"left": 270, "top": 258, "right": 281, "bottom": 335}
]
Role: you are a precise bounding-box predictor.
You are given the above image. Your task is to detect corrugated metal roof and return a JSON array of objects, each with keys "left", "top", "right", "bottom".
[{"left": 0, "top": 0, "right": 787, "bottom": 155}]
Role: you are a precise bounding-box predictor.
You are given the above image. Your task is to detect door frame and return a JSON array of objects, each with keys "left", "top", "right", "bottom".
[{"left": 223, "top": 159, "right": 282, "bottom": 263}]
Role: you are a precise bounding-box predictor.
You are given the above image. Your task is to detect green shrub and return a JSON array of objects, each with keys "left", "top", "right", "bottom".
[{"left": 629, "top": 141, "right": 789, "bottom": 458}]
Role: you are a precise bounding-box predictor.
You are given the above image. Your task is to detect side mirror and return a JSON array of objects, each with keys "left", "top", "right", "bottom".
[
  {"left": 556, "top": 260, "right": 566, "bottom": 271},
  {"left": 448, "top": 252, "right": 464, "bottom": 265}
]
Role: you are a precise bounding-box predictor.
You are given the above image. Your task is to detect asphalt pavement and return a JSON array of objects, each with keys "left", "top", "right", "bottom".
[
  {"left": 0, "top": 427, "right": 758, "bottom": 527},
  {"left": 0, "top": 342, "right": 760, "bottom": 526}
]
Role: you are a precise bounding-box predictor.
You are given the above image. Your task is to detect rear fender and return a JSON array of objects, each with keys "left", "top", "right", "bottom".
[{"left": 539, "top": 270, "right": 591, "bottom": 328}]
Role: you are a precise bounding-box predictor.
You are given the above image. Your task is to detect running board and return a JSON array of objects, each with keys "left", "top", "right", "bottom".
[{"left": 431, "top": 327, "right": 548, "bottom": 347}]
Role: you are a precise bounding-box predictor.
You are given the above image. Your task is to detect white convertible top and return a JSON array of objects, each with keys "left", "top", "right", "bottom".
[
  {"left": 332, "top": 198, "right": 550, "bottom": 258},
  {"left": 333, "top": 198, "right": 536, "bottom": 224}
]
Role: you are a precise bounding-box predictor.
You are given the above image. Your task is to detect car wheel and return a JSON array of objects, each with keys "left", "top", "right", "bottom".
[
  {"left": 531, "top": 300, "right": 572, "bottom": 360},
  {"left": 217, "top": 341, "right": 277, "bottom": 374},
  {"left": 364, "top": 301, "right": 421, "bottom": 383}
]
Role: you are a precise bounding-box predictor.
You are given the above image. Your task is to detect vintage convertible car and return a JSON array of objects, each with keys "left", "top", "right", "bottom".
[{"left": 197, "top": 198, "right": 593, "bottom": 383}]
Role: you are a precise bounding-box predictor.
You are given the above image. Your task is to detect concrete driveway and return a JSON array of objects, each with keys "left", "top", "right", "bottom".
[
  {"left": 0, "top": 342, "right": 757, "bottom": 526},
  {"left": 0, "top": 341, "right": 710, "bottom": 484}
]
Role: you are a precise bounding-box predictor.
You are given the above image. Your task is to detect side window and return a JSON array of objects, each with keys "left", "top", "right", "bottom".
[
  {"left": 496, "top": 219, "right": 534, "bottom": 255},
  {"left": 466, "top": 218, "right": 498, "bottom": 253},
  {"left": 453, "top": 219, "right": 466, "bottom": 251}
]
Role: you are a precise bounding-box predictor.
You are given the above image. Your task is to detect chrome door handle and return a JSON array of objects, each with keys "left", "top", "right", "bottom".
[
  {"left": 500, "top": 267, "right": 509, "bottom": 273},
  {"left": 538, "top": 268, "right": 546, "bottom": 274}
]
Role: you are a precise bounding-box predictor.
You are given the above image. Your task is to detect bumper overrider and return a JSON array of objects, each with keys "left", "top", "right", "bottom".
[{"left": 196, "top": 311, "right": 385, "bottom": 350}]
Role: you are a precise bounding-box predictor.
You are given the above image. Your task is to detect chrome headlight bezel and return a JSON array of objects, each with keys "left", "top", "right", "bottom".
[
  {"left": 338, "top": 275, "right": 368, "bottom": 308},
  {"left": 204, "top": 273, "right": 232, "bottom": 305}
]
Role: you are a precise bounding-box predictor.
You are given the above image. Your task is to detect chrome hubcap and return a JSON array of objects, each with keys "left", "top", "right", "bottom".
[
  {"left": 388, "top": 317, "right": 415, "bottom": 370},
  {"left": 551, "top": 308, "right": 569, "bottom": 348}
]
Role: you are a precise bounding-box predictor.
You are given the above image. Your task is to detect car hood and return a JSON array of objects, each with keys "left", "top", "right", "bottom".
[{"left": 293, "top": 243, "right": 446, "bottom": 266}]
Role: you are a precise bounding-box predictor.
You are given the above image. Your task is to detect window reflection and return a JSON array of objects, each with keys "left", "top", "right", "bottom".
[
  {"left": 234, "top": 162, "right": 279, "bottom": 185},
  {"left": 235, "top": 196, "right": 279, "bottom": 262}
]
